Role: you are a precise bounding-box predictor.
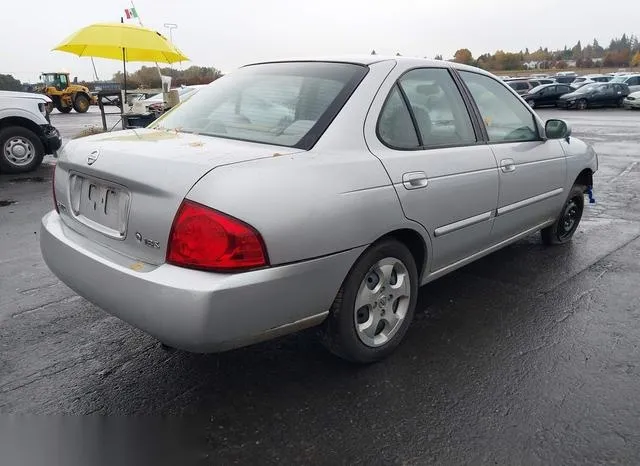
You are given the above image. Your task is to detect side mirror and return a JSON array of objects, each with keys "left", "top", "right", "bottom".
[{"left": 545, "top": 119, "right": 571, "bottom": 141}]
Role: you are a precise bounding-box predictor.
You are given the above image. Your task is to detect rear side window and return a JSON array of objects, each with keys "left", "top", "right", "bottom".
[
  {"left": 378, "top": 68, "right": 476, "bottom": 149},
  {"left": 378, "top": 86, "right": 419, "bottom": 149},
  {"left": 460, "top": 71, "right": 539, "bottom": 143}
]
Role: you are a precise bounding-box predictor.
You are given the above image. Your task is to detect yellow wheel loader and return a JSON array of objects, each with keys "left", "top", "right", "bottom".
[{"left": 38, "top": 72, "right": 96, "bottom": 114}]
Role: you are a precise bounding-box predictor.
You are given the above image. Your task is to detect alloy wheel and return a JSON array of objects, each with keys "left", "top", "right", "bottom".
[{"left": 354, "top": 257, "right": 411, "bottom": 348}]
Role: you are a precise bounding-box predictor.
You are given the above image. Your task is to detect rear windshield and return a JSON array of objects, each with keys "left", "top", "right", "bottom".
[{"left": 151, "top": 62, "right": 368, "bottom": 150}]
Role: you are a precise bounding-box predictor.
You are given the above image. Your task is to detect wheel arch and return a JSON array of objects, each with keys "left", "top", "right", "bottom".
[
  {"left": 377, "top": 228, "right": 429, "bottom": 281},
  {"left": 574, "top": 168, "right": 593, "bottom": 189},
  {"left": 0, "top": 117, "right": 44, "bottom": 139}
]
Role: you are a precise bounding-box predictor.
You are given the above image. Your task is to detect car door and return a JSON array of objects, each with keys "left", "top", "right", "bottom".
[
  {"left": 365, "top": 66, "right": 499, "bottom": 272},
  {"left": 458, "top": 70, "right": 567, "bottom": 244},
  {"left": 556, "top": 84, "right": 572, "bottom": 100},
  {"left": 597, "top": 84, "right": 615, "bottom": 106},
  {"left": 540, "top": 86, "right": 556, "bottom": 105},
  {"left": 613, "top": 83, "right": 629, "bottom": 101}
]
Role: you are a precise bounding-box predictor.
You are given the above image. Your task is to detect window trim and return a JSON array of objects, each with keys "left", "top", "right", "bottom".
[
  {"left": 454, "top": 69, "right": 545, "bottom": 146},
  {"left": 375, "top": 66, "right": 484, "bottom": 152}
]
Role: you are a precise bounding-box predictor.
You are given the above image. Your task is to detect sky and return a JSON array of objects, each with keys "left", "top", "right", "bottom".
[{"left": 2, "top": 0, "right": 638, "bottom": 82}]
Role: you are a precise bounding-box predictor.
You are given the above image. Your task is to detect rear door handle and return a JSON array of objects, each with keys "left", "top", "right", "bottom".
[
  {"left": 402, "top": 171, "right": 428, "bottom": 190},
  {"left": 500, "top": 159, "right": 516, "bottom": 173}
]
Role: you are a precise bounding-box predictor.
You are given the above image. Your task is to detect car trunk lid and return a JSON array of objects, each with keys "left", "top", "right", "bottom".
[{"left": 54, "top": 128, "right": 301, "bottom": 265}]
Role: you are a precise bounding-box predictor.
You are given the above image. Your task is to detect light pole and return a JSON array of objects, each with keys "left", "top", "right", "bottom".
[{"left": 164, "top": 23, "right": 178, "bottom": 44}]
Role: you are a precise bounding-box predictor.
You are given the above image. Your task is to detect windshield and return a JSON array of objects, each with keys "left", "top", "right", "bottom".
[
  {"left": 528, "top": 85, "right": 545, "bottom": 94},
  {"left": 152, "top": 62, "right": 367, "bottom": 149},
  {"left": 610, "top": 76, "right": 627, "bottom": 83}
]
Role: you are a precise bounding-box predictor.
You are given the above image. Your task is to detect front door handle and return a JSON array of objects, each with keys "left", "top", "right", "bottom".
[
  {"left": 402, "top": 171, "right": 428, "bottom": 190},
  {"left": 500, "top": 159, "right": 516, "bottom": 173}
]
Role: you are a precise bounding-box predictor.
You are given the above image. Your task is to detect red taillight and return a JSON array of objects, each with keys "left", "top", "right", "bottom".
[
  {"left": 167, "top": 200, "right": 268, "bottom": 272},
  {"left": 52, "top": 166, "right": 59, "bottom": 213}
]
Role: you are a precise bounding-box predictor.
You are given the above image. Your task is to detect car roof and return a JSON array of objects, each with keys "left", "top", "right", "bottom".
[{"left": 245, "top": 55, "right": 495, "bottom": 75}]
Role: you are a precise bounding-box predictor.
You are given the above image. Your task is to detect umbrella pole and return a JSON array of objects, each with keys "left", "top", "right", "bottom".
[{"left": 122, "top": 47, "right": 127, "bottom": 129}]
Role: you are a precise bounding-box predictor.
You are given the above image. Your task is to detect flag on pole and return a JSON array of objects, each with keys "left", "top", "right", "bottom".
[{"left": 124, "top": 8, "right": 138, "bottom": 19}]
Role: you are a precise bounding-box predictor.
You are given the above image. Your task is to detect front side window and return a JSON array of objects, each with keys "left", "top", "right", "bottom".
[
  {"left": 152, "top": 62, "right": 367, "bottom": 149},
  {"left": 460, "top": 71, "right": 539, "bottom": 143},
  {"left": 378, "top": 68, "right": 476, "bottom": 149}
]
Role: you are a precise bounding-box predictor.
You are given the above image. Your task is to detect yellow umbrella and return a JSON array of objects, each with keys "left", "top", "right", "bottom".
[{"left": 53, "top": 22, "right": 189, "bottom": 91}]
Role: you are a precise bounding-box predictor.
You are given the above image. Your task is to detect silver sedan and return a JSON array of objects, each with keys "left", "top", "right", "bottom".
[{"left": 41, "top": 56, "right": 598, "bottom": 363}]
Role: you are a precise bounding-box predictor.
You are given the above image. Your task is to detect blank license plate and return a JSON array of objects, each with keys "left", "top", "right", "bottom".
[{"left": 69, "top": 175, "right": 130, "bottom": 238}]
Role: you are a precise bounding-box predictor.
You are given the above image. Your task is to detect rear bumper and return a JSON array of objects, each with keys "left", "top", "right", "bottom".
[{"left": 41, "top": 211, "right": 364, "bottom": 352}]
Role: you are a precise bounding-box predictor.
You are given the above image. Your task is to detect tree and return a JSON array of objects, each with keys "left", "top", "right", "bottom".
[
  {"left": 395, "top": 52, "right": 402, "bottom": 56},
  {"left": 631, "top": 51, "right": 640, "bottom": 67},
  {"left": 113, "top": 65, "right": 223, "bottom": 88},
  {"left": 434, "top": 54, "right": 443, "bottom": 60},
  {"left": 371, "top": 50, "right": 377, "bottom": 55},
  {"left": 555, "top": 60, "right": 568, "bottom": 70},
  {"left": 453, "top": 48, "right": 474, "bottom": 65},
  {"left": 0, "top": 74, "right": 22, "bottom": 91},
  {"left": 572, "top": 40, "right": 582, "bottom": 59}
]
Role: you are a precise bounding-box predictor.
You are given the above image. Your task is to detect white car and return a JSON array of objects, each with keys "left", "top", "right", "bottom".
[
  {"left": 623, "top": 91, "right": 640, "bottom": 109},
  {"left": 142, "top": 85, "right": 207, "bottom": 113},
  {"left": 0, "top": 91, "right": 62, "bottom": 173},
  {"left": 610, "top": 74, "right": 640, "bottom": 93}
]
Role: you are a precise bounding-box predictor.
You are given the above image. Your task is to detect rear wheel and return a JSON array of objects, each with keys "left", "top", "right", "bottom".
[
  {"left": 73, "top": 94, "right": 90, "bottom": 113},
  {"left": 577, "top": 99, "right": 588, "bottom": 110},
  {"left": 56, "top": 104, "right": 72, "bottom": 114},
  {"left": 541, "top": 185, "right": 585, "bottom": 245},
  {"left": 319, "top": 239, "right": 418, "bottom": 363},
  {"left": 527, "top": 99, "right": 536, "bottom": 108},
  {"left": 0, "top": 126, "right": 45, "bottom": 173}
]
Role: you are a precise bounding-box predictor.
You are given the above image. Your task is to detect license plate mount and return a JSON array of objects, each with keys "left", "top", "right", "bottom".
[{"left": 69, "top": 174, "right": 130, "bottom": 239}]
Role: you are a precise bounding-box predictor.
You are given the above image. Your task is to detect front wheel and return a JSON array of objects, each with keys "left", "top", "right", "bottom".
[
  {"left": 577, "top": 99, "right": 588, "bottom": 110},
  {"left": 73, "top": 94, "right": 90, "bottom": 113},
  {"left": 319, "top": 239, "right": 418, "bottom": 363},
  {"left": 0, "top": 126, "right": 45, "bottom": 173},
  {"left": 527, "top": 99, "right": 536, "bottom": 109},
  {"left": 541, "top": 185, "right": 585, "bottom": 245}
]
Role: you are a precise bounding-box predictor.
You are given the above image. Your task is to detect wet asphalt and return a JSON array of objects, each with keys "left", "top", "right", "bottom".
[{"left": 1, "top": 108, "right": 640, "bottom": 465}]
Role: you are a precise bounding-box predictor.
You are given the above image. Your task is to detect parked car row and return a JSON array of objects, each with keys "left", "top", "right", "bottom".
[
  {"left": 523, "top": 82, "right": 631, "bottom": 109},
  {"left": 503, "top": 72, "right": 640, "bottom": 96}
]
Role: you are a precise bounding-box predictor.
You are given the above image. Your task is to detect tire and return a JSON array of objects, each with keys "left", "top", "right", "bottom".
[
  {"left": 541, "top": 185, "right": 585, "bottom": 245},
  {"left": 319, "top": 239, "right": 419, "bottom": 363},
  {"left": 527, "top": 99, "right": 536, "bottom": 109},
  {"left": 56, "top": 104, "right": 72, "bottom": 114},
  {"left": 73, "top": 94, "right": 90, "bottom": 113},
  {"left": 0, "top": 126, "right": 45, "bottom": 173},
  {"left": 577, "top": 99, "right": 588, "bottom": 110}
]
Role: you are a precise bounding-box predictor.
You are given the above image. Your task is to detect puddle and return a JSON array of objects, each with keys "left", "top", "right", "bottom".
[
  {"left": 9, "top": 176, "right": 46, "bottom": 183},
  {"left": 0, "top": 199, "right": 17, "bottom": 207}
]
